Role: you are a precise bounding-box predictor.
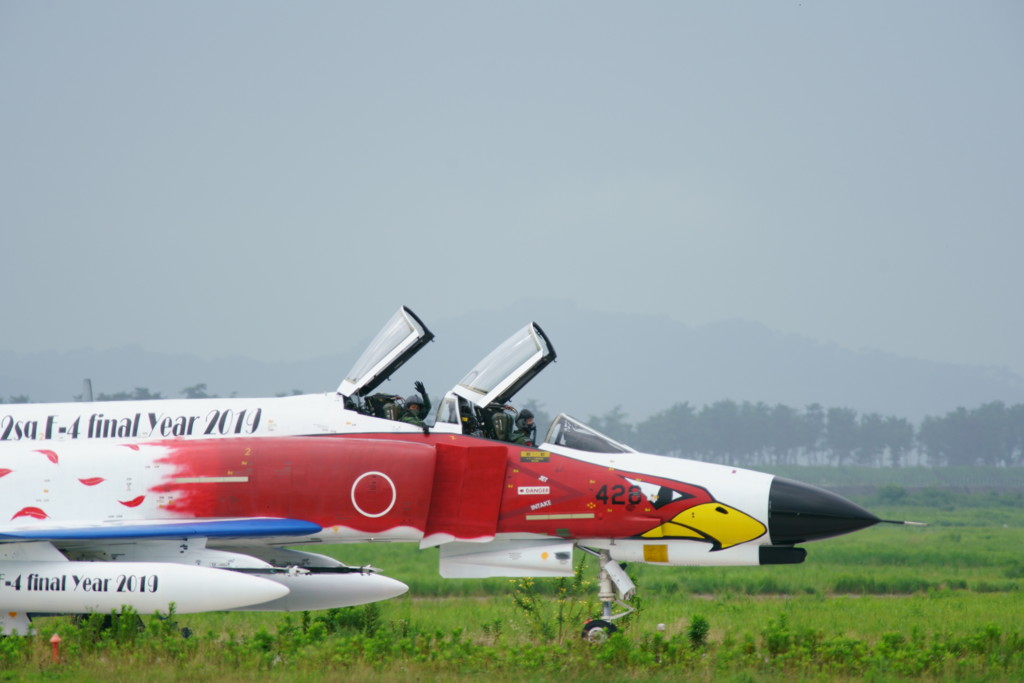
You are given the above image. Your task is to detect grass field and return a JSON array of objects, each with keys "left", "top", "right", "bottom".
[{"left": 5, "top": 493, "right": 1022, "bottom": 681}]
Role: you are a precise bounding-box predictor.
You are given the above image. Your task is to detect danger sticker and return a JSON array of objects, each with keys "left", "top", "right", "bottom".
[{"left": 517, "top": 486, "right": 551, "bottom": 496}]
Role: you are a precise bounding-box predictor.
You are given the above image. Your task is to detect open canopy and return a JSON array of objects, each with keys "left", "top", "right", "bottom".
[
  {"left": 337, "top": 306, "right": 433, "bottom": 398},
  {"left": 451, "top": 323, "right": 556, "bottom": 409}
]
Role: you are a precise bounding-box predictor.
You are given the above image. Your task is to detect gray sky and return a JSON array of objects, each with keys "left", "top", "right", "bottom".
[{"left": 3, "top": 2, "right": 1023, "bottom": 374}]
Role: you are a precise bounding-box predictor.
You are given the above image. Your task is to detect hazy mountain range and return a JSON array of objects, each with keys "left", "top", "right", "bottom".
[{"left": 3, "top": 300, "right": 1022, "bottom": 424}]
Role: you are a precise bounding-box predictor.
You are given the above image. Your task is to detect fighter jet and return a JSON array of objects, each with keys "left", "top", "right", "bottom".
[{"left": 0, "top": 321, "right": 909, "bottom": 640}]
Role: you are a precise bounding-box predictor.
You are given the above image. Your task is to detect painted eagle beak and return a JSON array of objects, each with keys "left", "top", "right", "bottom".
[{"left": 641, "top": 502, "right": 767, "bottom": 549}]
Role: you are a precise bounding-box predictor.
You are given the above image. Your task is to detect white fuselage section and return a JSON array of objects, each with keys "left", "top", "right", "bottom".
[{"left": 0, "top": 393, "right": 421, "bottom": 445}]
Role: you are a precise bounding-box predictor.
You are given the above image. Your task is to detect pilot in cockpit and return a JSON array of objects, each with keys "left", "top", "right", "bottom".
[
  {"left": 400, "top": 381, "right": 431, "bottom": 427},
  {"left": 511, "top": 409, "right": 536, "bottom": 447}
]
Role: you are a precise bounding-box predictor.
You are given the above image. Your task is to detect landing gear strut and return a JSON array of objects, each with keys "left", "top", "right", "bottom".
[{"left": 579, "top": 547, "right": 636, "bottom": 643}]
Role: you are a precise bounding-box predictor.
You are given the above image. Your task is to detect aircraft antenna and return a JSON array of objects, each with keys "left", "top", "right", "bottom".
[{"left": 880, "top": 519, "right": 927, "bottom": 526}]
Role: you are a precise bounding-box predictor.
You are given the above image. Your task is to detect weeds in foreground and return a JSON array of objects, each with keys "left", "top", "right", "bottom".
[
  {"left": 6, "top": 602, "right": 1020, "bottom": 680},
  {"left": 510, "top": 555, "right": 596, "bottom": 641}
]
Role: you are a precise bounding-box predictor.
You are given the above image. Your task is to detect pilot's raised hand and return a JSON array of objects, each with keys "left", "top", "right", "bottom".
[{"left": 414, "top": 381, "right": 426, "bottom": 398}]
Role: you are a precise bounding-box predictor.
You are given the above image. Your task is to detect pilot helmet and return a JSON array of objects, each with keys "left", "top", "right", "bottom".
[{"left": 406, "top": 395, "right": 422, "bottom": 408}]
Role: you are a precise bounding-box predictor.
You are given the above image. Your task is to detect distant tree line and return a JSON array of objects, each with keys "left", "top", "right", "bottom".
[
  {"left": 4, "top": 390, "right": 1023, "bottom": 467},
  {"left": 0, "top": 384, "right": 304, "bottom": 404},
  {"left": 573, "top": 400, "right": 1024, "bottom": 468}
]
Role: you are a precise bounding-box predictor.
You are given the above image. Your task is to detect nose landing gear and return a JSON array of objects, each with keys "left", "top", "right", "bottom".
[{"left": 579, "top": 547, "right": 635, "bottom": 643}]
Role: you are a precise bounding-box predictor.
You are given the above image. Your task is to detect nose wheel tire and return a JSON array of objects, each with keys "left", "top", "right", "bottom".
[
  {"left": 581, "top": 619, "right": 617, "bottom": 644},
  {"left": 577, "top": 547, "right": 635, "bottom": 642}
]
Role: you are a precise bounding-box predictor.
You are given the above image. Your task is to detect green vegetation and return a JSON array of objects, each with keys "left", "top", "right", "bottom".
[
  {"left": 4, "top": 500, "right": 1019, "bottom": 680},
  {"left": 8, "top": 599, "right": 1022, "bottom": 681}
]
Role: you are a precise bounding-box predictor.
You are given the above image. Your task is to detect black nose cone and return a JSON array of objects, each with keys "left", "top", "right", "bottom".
[{"left": 769, "top": 477, "right": 879, "bottom": 545}]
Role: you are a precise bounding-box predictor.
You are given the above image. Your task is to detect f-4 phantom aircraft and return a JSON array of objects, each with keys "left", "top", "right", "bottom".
[
  {"left": 0, "top": 319, "right": 911, "bottom": 639},
  {"left": 0, "top": 306, "right": 435, "bottom": 445}
]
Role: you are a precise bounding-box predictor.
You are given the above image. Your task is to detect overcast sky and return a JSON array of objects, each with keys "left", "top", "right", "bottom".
[{"left": 3, "top": 2, "right": 1022, "bottom": 375}]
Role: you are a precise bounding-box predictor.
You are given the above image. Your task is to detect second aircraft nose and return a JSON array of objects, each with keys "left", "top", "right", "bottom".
[{"left": 768, "top": 477, "right": 879, "bottom": 545}]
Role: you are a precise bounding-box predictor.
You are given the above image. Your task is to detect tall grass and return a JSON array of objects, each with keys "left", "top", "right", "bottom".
[{"left": 17, "top": 594, "right": 1024, "bottom": 680}]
